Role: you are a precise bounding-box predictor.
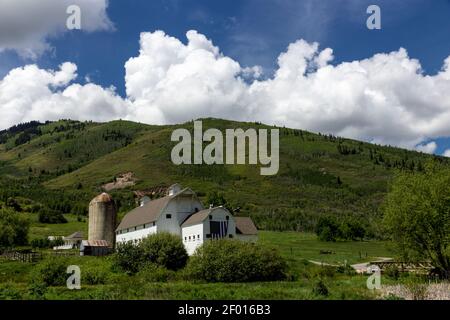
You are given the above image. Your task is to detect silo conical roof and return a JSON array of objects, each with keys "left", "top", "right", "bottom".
[{"left": 90, "top": 192, "right": 113, "bottom": 205}]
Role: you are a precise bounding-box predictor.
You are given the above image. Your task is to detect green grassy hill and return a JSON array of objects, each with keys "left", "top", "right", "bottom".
[{"left": 0, "top": 118, "right": 446, "bottom": 234}]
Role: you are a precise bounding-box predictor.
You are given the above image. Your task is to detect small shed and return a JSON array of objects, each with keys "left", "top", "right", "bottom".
[
  {"left": 64, "top": 231, "right": 83, "bottom": 249},
  {"left": 80, "top": 240, "right": 111, "bottom": 256}
]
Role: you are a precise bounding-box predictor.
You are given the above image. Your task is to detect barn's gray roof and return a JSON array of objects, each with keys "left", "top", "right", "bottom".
[
  {"left": 116, "top": 195, "right": 171, "bottom": 231},
  {"left": 181, "top": 209, "right": 212, "bottom": 227},
  {"left": 116, "top": 187, "right": 199, "bottom": 231},
  {"left": 81, "top": 240, "right": 110, "bottom": 247},
  {"left": 235, "top": 217, "right": 258, "bottom": 235}
]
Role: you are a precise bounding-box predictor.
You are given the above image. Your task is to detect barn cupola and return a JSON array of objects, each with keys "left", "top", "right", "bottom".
[
  {"left": 167, "top": 183, "right": 182, "bottom": 196},
  {"left": 139, "top": 196, "right": 151, "bottom": 207}
]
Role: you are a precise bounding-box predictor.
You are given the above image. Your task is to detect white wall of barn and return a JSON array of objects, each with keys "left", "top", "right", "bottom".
[
  {"left": 156, "top": 196, "right": 203, "bottom": 235},
  {"left": 181, "top": 223, "right": 204, "bottom": 255},
  {"left": 205, "top": 207, "right": 236, "bottom": 239},
  {"left": 116, "top": 225, "right": 157, "bottom": 244}
]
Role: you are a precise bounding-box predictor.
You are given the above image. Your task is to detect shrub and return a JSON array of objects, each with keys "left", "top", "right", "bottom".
[
  {"left": 0, "top": 283, "right": 23, "bottom": 300},
  {"left": 137, "top": 263, "right": 177, "bottom": 282},
  {"left": 83, "top": 266, "right": 108, "bottom": 285},
  {"left": 315, "top": 215, "right": 341, "bottom": 242},
  {"left": 187, "top": 240, "right": 287, "bottom": 282},
  {"left": 312, "top": 279, "right": 329, "bottom": 296},
  {"left": 384, "top": 293, "right": 405, "bottom": 300},
  {"left": 336, "top": 264, "right": 357, "bottom": 276},
  {"left": 112, "top": 241, "right": 145, "bottom": 274},
  {"left": 31, "top": 257, "right": 68, "bottom": 286},
  {"left": 313, "top": 265, "right": 337, "bottom": 278},
  {"left": 339, "top": 217, "right": 366, "bottom": 240},
  {"left": 384, "top": 265, "right": 400, "bottom": 280},
  {"left": 38, "top": 209, "right": 67, "bottom": 224},
  {"left": 0, "top": 208, "right": 29, "bottom": 247},
  {"left": 140, "top": 233, "right": 188, "bottom": 271},
  {"left": 28, "top": 281, "right": 47, "bottom": 299},
  {"left": 31, "top": 237, "right": 64, "bottom": 249},
  {"left": 405, "top": 279, "right": 428, "bottom": 300},
  {"left": 316, "top": 215, "right": 367, "bottom": 242}
]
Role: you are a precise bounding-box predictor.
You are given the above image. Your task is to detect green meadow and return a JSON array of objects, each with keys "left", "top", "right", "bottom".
[{"left": 1, "top": 229, "right": 390, "bottom": 300}]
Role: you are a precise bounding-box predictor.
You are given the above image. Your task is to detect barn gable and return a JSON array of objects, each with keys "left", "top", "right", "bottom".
[{"left": 116, "top": 187, "right": 202, "bottom": 232}]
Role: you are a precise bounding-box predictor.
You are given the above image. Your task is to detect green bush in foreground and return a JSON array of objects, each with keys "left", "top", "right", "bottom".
[
  {"left": 0, "top": 282, "right": 23, "bottom": 300},
  {"left": 113, "top": 233, "right": 188, "bottom": 274},
  {"left": 187, "top": 240, "right": 288, "bottom": 282},
  {"left": 113, "top": 241, "right": 145, "bottom": 274},
  {"left": 140, "top": 233, "right": 188, "bottom": 271},
  {"left": 31, "top": 257, "right": 68, "bottom": 287},
  {"left": 312, "top": 279, "right": 329, "bottom": 296},
  {"left": 137, "top": 263, "right": 178, "bottom": 282}
]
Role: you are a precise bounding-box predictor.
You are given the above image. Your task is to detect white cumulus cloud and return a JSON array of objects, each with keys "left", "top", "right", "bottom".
[
  {"left": 123, "top": 31, "right": 450, "bottom": 151},
  {"left": 0, "top": 62, "right": 128, "bottom": 128},
  {"left": 0, "top": 0, "right": 113, "bottom": 58},
  {"left": 2, "top": 30, "right": 450, "bottom": 153},
  {"left": 415, "top": 142, "right": 437, "bottom": 154}
]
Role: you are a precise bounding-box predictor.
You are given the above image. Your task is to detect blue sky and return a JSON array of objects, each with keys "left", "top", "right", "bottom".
[
  {"left": 4, "top": 0, "right": 450, "bottom": 94},
  {"left": 2, "top": 0, "right": 450, "bottom": 155}
]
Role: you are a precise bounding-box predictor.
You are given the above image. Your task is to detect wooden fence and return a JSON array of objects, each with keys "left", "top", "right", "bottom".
[
  {"left": 0, "top": 250, "right": 42, "bottom": 263},
  {"left": 370, "top": 260, "right": 434, "bottom": 273}
]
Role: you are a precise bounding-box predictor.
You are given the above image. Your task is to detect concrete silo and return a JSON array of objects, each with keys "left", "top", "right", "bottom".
[{"left": 88, "top": 193, "right": 117, "bottom": 247}]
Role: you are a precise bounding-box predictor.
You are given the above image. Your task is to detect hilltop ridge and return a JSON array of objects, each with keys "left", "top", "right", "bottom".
[{"left": 0, "top": 118, "right": 446, "bottom": 234}]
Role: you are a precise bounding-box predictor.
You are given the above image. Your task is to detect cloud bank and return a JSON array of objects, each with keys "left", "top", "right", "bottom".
[
  {"left": 2, "top": 30, "right": 450, "bottom": 153},
  {"left": 0, "top": 0, "right": 113, "bottom": 58}
]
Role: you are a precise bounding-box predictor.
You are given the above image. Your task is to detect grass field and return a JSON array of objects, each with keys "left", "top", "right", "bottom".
[
  {"left": 1, "top": 224, "right": 401, "bottom": 300},
  {"left": 259, "top": 231, "right": 394, "bottom": 266},
  {"left": 28, "top": 214, "right": 88, "bottom": 240},
  {"left": 28, "top": 217, "right": 394, "bottom": 265}
]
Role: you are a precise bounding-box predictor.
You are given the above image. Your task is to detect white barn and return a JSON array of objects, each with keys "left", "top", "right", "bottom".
[{"left": 115, "top": 184, "right": 257, "bottom": 255}]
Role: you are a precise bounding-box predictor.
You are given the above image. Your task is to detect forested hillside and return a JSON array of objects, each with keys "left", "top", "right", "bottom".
[{"left": 0, "top": 118, "right": 446, "bottom": 236}]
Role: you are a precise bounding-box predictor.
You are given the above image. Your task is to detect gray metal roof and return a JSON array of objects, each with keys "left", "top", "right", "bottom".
[
  {"left": 181, "top": 209, "right": 212, "bottom": 227},
  {"left": 116, "top": 187, "right": 200, "bottom": 231},
  {"left": 81, "top": 240, "right": 110, "bottom": 247},
  {"left": 116, "top": 195, "right": 171, "bottom": 231},
  {"left": 235, "top": 217, "right": 258, "bottom": 235}
]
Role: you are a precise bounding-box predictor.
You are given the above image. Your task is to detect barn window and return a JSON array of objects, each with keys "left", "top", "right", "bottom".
[
  {"left": 166, "top": 214, "right": 172, "bottom": 219},
  {"left": 209, "top": 215, "right": 212, "bottom": 220},
  {"left": 184, "top": 237, "right": 187, "bottom": 241},
  {"left": 153, "top": 222, "right": 156, "bottom": 226},
  {"left": 206, "top": 234, "right": 211, "bottom": 238},
  {"left": 226, "top": 216, "right": 229, "bottom": 220},
  {"left": 229, "top": 234, "right": 233, "bottom": 238},
  {"left": 197, "top": 235, "right": 200, "bottom": 239},
  {"left": 189, "top": 236, "right": 191, "bottom": 240}
]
